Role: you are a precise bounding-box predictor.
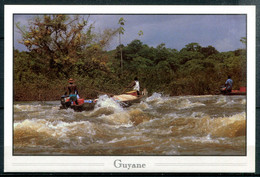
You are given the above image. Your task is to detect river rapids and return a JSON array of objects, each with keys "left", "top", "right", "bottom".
[{"left": 13, "top": 93, "right": 246, "bottom": 156}]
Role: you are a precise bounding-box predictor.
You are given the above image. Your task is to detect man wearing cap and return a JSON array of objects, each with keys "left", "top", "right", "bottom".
[{"left": 65, "top": 78, "right": 78, "bottom": 105}]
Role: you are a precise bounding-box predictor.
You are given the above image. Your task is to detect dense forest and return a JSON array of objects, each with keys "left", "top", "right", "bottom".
[{"left": 14, "top": 15, "right": 247, "bottom": 101}]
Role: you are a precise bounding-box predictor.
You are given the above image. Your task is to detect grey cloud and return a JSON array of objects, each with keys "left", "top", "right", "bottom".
[{"left": 13, "top": 14, "right": 246, "bottom": 52}]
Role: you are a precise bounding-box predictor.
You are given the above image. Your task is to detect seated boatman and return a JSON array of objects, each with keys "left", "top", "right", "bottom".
[
  {"left": 225, "top": 76, "right": 233, "bottom": 93},
  {"left": 65, "top": 78, "right": 78, "bottom": 105}
]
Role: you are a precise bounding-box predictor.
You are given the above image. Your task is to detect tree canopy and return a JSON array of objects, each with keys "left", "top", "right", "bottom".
[{"left": 14, "top": 15, "right": 247, "bottom": 101}]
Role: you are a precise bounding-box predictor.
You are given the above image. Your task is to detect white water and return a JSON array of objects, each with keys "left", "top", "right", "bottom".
[{"left": 14, "top": 94, "right": 246, "bottom": 155}]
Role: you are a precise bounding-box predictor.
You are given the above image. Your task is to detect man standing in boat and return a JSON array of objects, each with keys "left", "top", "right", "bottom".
[
  {"left": 224, "top": 76, "right": 233, "bottom": 93},
  {"left": 65, "top": 78, "right": 78, "bottom": 105},
  {"left": 122, "top": 77, "right": 141, "bottom": 96},
  {"left": 130, "top": 77, "right": 140, "bottom": 95}
]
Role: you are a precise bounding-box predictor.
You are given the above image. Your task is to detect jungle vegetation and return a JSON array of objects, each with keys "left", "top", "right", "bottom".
[{"left": 14, "top": 15, "right": 246, "bottom": 101}]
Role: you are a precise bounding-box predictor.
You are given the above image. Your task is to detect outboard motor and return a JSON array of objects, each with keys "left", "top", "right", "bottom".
[
  {"left": 220, "top": 85, "right": 226, "bottom": 94},
  {"left": 60, "top": 95, "right": 71, "bottom": 109}
]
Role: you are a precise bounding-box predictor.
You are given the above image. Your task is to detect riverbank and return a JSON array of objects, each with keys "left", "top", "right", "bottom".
[
  {"left": 14, "top": 83, "right": 219, "bottom": 101},
  {"left": 14, "top": 82, "right": 102, "bottom": 101}
]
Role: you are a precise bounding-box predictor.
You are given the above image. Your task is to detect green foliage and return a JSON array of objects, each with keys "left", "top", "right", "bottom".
[
  {"left": 16, "top": 15, "right": 118, "bottom": 79},
  {"left": 240, "top": 37, "right": 246, "bottom": 46},
  {"left": 113, "top": 40, "right": 246, "bottom": 95},
  {"left": 14, "top": 15, "right": 247, "bottom": 100},
  {"left": 138, "top": 30, "right": 143, "bottom": 36}
]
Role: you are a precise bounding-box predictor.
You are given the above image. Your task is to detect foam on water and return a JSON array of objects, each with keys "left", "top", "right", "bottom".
[
  {"left": 182, "top": 135, "right": 220, "bottom": 144},
  {"left": 209, "top": 112, "right": 246, "bottom": 138},
  {"left": 176, "top": 99, "right": 205, "bottom": 110},
  {"left": 145, "top": 93, "right": 206, "bottom": 110},
  {"left": 241, "top": 98, "right": 246, "bottom": 105},
  {"left": 191, "top": 112, "right": 205, "bottom": 118},
  {"left": 107, "top": 137, "right": 127, "bottom": 144},
  {"left": 94, "top": 95, "right": 124, "bottom": 112},
  {"left": 215, "top": 96, "right": 227, "bottom": 104},
  {"left": 13, "top": 94, "right": 246, "bottom": 155},
  {"left": 14, "top": 104, "right": 42, "bottom": 112},
  {"left": 164, "top": 149, "right": 179, "bottom": 155},
  {"left": 146, "top": 92, "right": 161, "bottom": 101},
  {"left": 166, "top": 113, "right": 179, "bottom": 118},
  {"left": 137, "top": 101, "right": 151, "bottom": 110},
  {"left": 168, "top": 112, "right": 246, "bottom": 138},
  {"left": 97, "top": 107, "right": 151, "bottom": 127},
  {"left": 14, "top": 118, "right": 97, "bottom": 145},
  {"left": 98, "top": 111, "right": 133, "bottom": 126},
  {"left": 221, "top": 100, "right": 236, "bottom": 107}
]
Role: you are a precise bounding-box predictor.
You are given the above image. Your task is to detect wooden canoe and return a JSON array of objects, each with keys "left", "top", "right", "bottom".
[{"left": 60, "top": 90, "right": 147, "bottom": 112}]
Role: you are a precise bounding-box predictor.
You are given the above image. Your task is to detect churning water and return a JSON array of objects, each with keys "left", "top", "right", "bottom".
[{"left": 13, "top": 93, "right": 246, "bottom": 156}]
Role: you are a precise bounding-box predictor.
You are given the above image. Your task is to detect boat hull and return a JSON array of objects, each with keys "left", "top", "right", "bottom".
[
  {"left": 117, "top": 95, "right": 145, "bottom": 107},
  {"left": 70, "top": 102, "right": 96, "bottom": 112},
  {"left": 60, "top": 95, "right": 96, "bottom": 112},
  {"left": 224, "top": 92, "right": 246, "bottom": 95},
  {"left": 60, "top": 93, "right": 146, "bottom": 112},
  {"left": 220, "top": 87, "right": 246, "bottom": 95}
]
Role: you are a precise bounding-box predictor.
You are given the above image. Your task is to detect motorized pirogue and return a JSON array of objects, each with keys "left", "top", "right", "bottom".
[{"left": 60, "top": 89, "right": 148, "bottom": 112}]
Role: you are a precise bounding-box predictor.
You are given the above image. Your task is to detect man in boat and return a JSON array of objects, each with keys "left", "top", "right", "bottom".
[
  {"left": 65, "top": 78, "right": 78, "bottom": 105},
  {"left": 221, "top": 76, "right": 233, "bottom": 94},
  {"left": 225, "top": 76, "right": 233, "bottom": 93},
  {"left": 130, "top": 77, "right": 140, "bottom": 95}
]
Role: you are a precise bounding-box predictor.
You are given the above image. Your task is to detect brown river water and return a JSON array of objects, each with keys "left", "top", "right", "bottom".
[{"left": 13, "top": 93, "right": 246, "bottom": 156}]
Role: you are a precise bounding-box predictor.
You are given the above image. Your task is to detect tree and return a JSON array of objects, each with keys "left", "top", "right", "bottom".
[
  {"left": 154, "top": 43, "right": 173, "bottom": 64},
  {"left": 16, "top": 15, "right": 118, "bottom": 78},
  {"left": 17, "top": 15, "right": 89, "bottom": 66},
  {"left": 199, "top": 45, "right": 219, "bottom": 58},
  {"left": 118, "top": 17, "right": 126, "bottom": 74},
  {"left": 240, "top": 37, "right": 246, "bottom": 46},
  {"left": 138, "top": 30, "right": 143, "bottom": 37},
  {"left": 182, "top": 42, "right": 201, "bottom": 52}
]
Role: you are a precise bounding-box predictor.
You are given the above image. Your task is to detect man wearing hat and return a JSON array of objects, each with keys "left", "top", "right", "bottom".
[{"left": 65, "top": 78, "right": 78, "bottom": 105}]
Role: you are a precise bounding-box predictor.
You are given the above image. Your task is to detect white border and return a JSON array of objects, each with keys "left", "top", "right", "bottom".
[{"left": 4, "top": 5, "right": 256, "bottom": 173}]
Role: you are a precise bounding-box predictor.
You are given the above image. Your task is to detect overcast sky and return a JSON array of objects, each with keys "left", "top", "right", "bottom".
[{"left": 14, "top": 14, "right": 246, "bottom": 52}]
